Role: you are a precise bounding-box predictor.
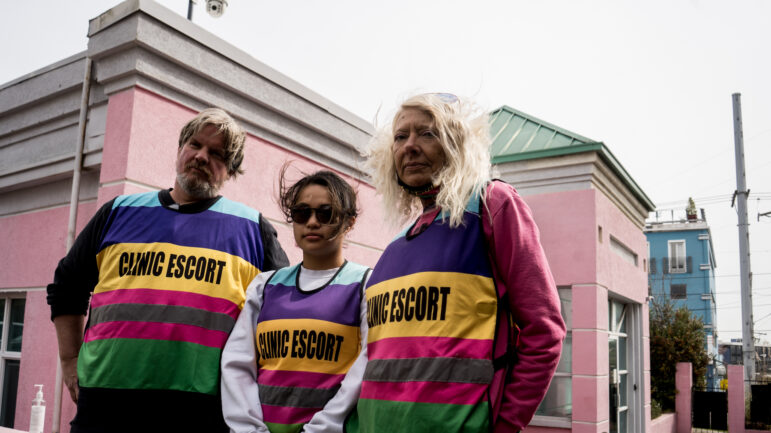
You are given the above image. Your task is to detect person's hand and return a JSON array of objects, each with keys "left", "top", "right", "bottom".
[{"left": 60, "top": 356, "right": 79, "bottom": 402}]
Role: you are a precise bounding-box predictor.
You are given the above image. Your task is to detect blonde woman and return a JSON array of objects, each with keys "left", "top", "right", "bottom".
[{"left": 345, "top": 93, "right": 566, "bottom": 433}]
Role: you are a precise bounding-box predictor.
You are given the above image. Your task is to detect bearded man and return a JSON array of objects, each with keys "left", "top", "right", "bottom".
[{"left": 47, "top": 108, "right": 289, "bottom": 433}]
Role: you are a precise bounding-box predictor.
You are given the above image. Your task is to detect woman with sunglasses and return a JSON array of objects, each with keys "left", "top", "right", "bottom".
[
  {"left": 344, "top": 93, "right": 566, "bottom": 433},
  {"left": 221, "top": 169, "right": 370, "bottom": 433}
]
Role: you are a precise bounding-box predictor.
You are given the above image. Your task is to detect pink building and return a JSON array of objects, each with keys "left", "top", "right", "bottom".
[
  {"left": 0, "top": 1, "right": 654, "bottom": 432},
  {"left": 489, "top": 107, "right": 655, "bottom": 433}
]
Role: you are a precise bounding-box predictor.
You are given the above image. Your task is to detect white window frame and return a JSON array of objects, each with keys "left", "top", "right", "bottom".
[
  {"left": 668, "top": 240, "right": 686, "bottom": 273},
  {"left": 0, "top": 293, "right": 25, "bottom": 427},
  {"left": 531, "top": 286, "right": 572, "bottom": 426},
  {"left": 608, "top": 299, "right": 644, "bottom": 433}
]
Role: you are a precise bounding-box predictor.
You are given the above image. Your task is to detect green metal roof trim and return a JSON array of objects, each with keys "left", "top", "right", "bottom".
[{"left": 490, "top": 105, "right": 654, "bottom": 211}]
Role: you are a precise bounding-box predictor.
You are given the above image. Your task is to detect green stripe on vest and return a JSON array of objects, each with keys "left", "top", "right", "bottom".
[
  {"left": 349, "top": 398, "right": 489, "bottom": 433},
  {"left": 78, "top": 339, "right": 221, "bottom": 394}
]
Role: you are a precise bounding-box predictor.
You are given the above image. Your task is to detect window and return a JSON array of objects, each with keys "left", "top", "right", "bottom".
[
  {"left": 0, "top": 296, "right": 24, "bottom": 428},
  {"left": 668, "top": 240, "right": 686, "bottom": 273},
  {"left": 535, "top": 286, "right": 572, "bottom": 418},
  {"left": 671, "top": 284, "right": 687, "bottom": 300}
]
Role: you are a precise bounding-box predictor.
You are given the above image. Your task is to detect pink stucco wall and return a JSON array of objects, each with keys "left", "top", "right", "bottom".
[
  {"left": 650, "top": 413, "right": 676, "bottom": 433},
  {"left": 675, "top": 362, "right": 692, "bottom": 433},
  {"left": 522, "top": 187, "right": 649, "bottom": 432},
  {"left": 523, "top": 189, "right": 596, "bottom": 286},
  {"left": 1, "top": 203, "right": 96, "bottom": 432},
  {"left": 727, "top": 364, "right": 744, "bottom": 433},
  {"left": 594, "top": 192, "right": 648, "bottom": 304}
]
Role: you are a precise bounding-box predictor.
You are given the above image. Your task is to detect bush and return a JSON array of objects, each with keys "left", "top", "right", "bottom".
[
  {"left": 651, "top": 399, "right": 662, "bottom": 419},
  {"left": 649, "top": 299, "right": 709, "bottom": 411}
]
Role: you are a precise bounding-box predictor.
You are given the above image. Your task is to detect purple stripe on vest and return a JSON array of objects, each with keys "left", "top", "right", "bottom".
[
  {"left": 367, "top": 336, "right": 493, "bottom": 361},
  {"left": 99, "top": 205, "right": 264, "bottom": 268},
  {"left": 258, "top": 282, "right": 361, "bottom": 326},
  {"left": 90, "top": 288, "right": 240, "bottom": 319},
  {"left": 83, "top": 320, "right": 228, "bottom": 348},
  {"left": 360, "top": 380, "right": 487, "bottom": 405},
  {"left": 367, "top": 212, "right": 492, "bottom": 287},
  {"left": 262, "top": 404, "right": 318, "bottom": 425},
  {"left": 257, "top": 369, "right": 345, "bottom": 389}
]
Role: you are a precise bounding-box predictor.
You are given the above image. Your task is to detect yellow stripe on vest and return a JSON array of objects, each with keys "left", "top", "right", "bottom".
[
  {"left": 366, "top": 272, "right": 497, "bottom": 342},
  {"left": 256, "top": 318, "right": 360, "bottom": 375},
  {"left": 95, "top": 243, "right": 258, "bottom": 306}
]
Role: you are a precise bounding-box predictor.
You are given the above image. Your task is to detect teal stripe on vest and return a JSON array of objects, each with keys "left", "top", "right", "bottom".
[
  {"left": 209, "top": 197, "right": 261, "bottom": 223},
  {"left": 112, "top": 191, "right": 161, "bottom": 209}
]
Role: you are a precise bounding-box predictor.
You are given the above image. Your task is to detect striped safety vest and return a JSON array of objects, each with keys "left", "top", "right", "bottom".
[
  {"left": 79, "top": 191, "right": 265, "bottom": 395},
  {"left": 348, "top": 194, "right": 498, "bottom": 433},
  {"left": 256, "top": 261, "right": 369, "bottom": 433}
]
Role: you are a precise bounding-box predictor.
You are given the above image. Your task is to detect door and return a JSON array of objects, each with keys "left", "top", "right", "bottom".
[{"left": 609, "top": 300, "right": 628, "bottom": 433}]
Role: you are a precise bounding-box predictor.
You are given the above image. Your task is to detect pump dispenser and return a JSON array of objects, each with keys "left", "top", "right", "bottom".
[{"left": 29, "top": 384, "right": 45, "bottom": 433}]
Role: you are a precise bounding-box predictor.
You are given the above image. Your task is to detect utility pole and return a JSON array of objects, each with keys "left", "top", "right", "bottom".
[{"left": 732, "top": 93, "right": 756, "bottom": 383}]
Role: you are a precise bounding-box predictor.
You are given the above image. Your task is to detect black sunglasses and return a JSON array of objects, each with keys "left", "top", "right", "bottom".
[{"left": 290, "top": 205, "right": 335, "bottom": 224}]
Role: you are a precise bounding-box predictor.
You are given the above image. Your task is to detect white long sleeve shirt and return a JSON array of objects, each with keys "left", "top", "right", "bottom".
[{"left": 221, "top": 266, "right": 369, "bottom": 433}]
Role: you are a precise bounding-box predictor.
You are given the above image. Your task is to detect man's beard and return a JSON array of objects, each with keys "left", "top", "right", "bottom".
[{"left": 176, "top": 163, "right": 222, "bottom": 200}]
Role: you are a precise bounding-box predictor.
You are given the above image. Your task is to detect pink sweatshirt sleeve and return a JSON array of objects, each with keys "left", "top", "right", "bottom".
[{"left": 483, "top": 182, "right": 566, "bottom": 432}]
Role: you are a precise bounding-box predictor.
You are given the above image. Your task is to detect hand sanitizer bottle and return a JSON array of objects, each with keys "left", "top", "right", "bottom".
[{"left": 29, "top": 384, "right": 45, "bottom": 433}]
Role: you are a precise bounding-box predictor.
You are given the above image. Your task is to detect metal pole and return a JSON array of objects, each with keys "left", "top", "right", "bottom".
[
  {"left": 187, "top": 0, "right": 196, "bottom": 20},
  {"left": 731, "top": 93, "right": 756, "bottom": 384},
  {"left": 52, "top": 56, "right": 92, "bottom": 433}
]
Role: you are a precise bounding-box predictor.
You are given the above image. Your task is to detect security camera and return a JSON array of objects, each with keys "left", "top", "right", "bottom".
[{"left": 206, "top": 0, "right": 227, "bottom": 18}]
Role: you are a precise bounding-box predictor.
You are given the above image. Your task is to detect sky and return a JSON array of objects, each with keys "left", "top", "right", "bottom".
[{"left": 2, "top": 0, "right": 770, "bottom": 343}]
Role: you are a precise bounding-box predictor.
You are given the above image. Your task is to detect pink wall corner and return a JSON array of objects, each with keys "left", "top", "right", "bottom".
[
  {"left": 572, "top": 285, "right": 607, "bottom": 330},
  {"left": 0, "top": 203, "right": 97, "bottom": 288},
  {"left": 121, "top": 88, "right": 193, "bottom": 188},
  {"left": 523, "top": 189, "right": 597, "bottom": 286},
  {"left": 573, "top": 330, "right": 609, "bottom": 376},
  {"left": 572, "top": 375, "right": 609, "bottom": 424},
  {"left": 650, "top": 412, "right": 676, "bottom": 433},
  {"left": 644, "top": 370, "right": 651, "bottom": 405},
  {"left": 521, "top": 426, "right": 570, "bottom": 433},
  {"left": 570, "top": 420, "right": 609, "bottom": 433},
  {"left": 675, "top": 362, "right": 692, "bottom": 433},
  {"left": 643, "top": 336, "right": 651, "bottom": 373},
  {"left": 100, "top": 88, "right": 137, "bottom": 185},
  {"left": 594, "top": 192, "right": 647, "bottom": 304},
  {"left": 14, "top": 291, "right": 76, "bottom": 433},
  {"left": 727, "top": 364, "right": 744, "bottom": 433}
]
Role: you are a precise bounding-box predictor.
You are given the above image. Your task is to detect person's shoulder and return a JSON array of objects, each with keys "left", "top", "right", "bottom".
[
  {"left": 112, "top": 190, "right": 162, "bottom": 209},
  {"left": 209, "top": 196, "right": 262, "bottom": 224},
  {"left": 485, "top": 179, "right": 518, "bottom": 198}
]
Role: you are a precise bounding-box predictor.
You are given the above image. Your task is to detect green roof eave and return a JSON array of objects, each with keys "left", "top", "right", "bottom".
[{"left": 492, "top": 141, "right": 655, "bottom": 212}]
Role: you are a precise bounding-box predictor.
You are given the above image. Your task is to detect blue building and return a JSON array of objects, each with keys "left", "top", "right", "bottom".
[{"left": 645, "top": 202, "right": 719, "bottom": 388}]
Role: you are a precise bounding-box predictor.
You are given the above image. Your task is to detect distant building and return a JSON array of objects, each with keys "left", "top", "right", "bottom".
[
  {"left": 645, "top": 204, "right": 719, "bottom": 387},
  {"left": 719, "top": 340, "right": 771, "bottom": 380}
]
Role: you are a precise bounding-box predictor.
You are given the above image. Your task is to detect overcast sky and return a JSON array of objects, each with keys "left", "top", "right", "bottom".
[{"left": 2, "top": 0, "right": 770, "bottom": 342}]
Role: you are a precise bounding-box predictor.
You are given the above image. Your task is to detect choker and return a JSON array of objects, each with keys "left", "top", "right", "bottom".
[{"left": 397, "top": 178, "right": 439, "bottom": 199}]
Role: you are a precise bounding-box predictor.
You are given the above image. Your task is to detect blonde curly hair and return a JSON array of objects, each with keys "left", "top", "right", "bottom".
[{"left": 366, "top": 93, "right": 492, "bottom": 228}]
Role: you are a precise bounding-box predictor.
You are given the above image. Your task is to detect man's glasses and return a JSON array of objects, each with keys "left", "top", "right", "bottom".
[{"left": 290, "top": 205, "right": 335, "bottom": 224}]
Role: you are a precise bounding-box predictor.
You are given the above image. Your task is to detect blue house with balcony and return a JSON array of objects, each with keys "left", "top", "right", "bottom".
[{"left": 645, "top": 201, "right": 719, "bottom": 388}]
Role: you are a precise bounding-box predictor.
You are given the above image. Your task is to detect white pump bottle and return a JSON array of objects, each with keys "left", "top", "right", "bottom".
[{"left": 29, "top": 384, "right": 45, "bottom": 433}]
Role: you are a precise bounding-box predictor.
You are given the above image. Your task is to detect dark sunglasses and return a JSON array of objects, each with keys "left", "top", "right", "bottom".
[{"left": 290, "top": 205, "right": 335, "bottom": 224}]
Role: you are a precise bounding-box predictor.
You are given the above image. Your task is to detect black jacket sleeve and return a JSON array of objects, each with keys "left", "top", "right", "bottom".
[
  {"left": 47, "top": 199, "right": 116, "bottom": 320},
  {"left": 258, "top": 214, "right": 289, "bottom": 271}
]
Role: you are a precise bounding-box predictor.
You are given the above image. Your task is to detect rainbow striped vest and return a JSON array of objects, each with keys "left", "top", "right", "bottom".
[
  {"left": 256, "top": 261, "right": 369, "bottom": 433},
  {"left": 347, "top": 194, "right": 498, "bottom": 433},
  {"left": 79, "top": 191, "right": 264, "bottom": 395}
]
